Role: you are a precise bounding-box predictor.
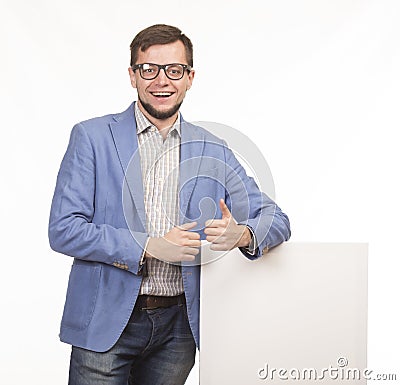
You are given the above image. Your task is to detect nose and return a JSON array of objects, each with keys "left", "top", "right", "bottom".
[{"left": 154, "top": 68, "right": 169, "bottom": 85}]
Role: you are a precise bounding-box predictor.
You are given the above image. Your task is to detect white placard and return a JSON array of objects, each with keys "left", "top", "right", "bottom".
[{"left": 200, "top": 242, "right": 368, "bottom": 384}]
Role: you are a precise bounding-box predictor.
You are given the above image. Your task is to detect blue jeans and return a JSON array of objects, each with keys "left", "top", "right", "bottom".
[{"left": 68, "top": 303, "right": 196, "bottom": 385}]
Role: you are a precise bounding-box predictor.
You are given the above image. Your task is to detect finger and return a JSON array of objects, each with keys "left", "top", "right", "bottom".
[
  {"left": 184, "top": 247, "right": 201, "bottom": 256},
  {"left": 178, "top": 222, "right": 197, "bottom": 231},
  {"left": 185, "top": 239, "right": 202, "bottom": 247},
  {"left": 204, "top": 227, "right": 223, "bottom": 236},
  {"left": 179, "top": 254, "right": 196, "bottom": 262},
  {"left": 220, "top": 199, "right": 231, "bottom": 219},
  {"left": 186, "top": 231, "right": 201, "bottom": 240},
  {"left": 205, "top": 219, "right": 226, "bottom": 228},
  {"left": 210, "top": 243, "right": 230, "bottom": 251},
  {"left": 206, "top": 235, "right": 220, "bottom": 243}
]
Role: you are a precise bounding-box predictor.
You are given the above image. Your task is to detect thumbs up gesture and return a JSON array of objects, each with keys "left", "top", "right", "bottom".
[{"left": 204, "top": 199, "right": 252, "bottom": 251}]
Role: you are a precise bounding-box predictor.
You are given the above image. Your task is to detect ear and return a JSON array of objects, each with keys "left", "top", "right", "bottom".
[
  {"left": 128, "top": 67, "right": 137, "bottom": 89},
  {"left": 186, "top": 69, "right": 195, "bottom": 91}
]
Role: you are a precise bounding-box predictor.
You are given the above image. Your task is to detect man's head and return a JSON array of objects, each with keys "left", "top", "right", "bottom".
[{"left": 128, "top": 24, "right": 195, "bottom": 127}]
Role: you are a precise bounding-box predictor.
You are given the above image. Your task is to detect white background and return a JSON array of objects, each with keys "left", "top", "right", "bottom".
[{"left": 1, "top": 0, "right": 399, "bottom": 383}]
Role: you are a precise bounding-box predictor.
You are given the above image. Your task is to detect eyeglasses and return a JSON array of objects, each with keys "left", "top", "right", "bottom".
[{"left": 132, "top": 63, "right": 192, "bottom": 80}]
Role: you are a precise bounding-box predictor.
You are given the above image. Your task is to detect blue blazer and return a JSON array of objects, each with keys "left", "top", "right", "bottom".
[{"left": 49, "top": 102, "right": 290, "bottom": 352}]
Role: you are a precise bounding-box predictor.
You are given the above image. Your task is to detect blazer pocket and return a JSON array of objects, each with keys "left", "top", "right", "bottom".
[{"left": 61, "top": 261, "right": 101, "bottom": 331}]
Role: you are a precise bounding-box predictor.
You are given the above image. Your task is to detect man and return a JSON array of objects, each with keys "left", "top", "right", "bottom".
[{"left": 49, "top": 24, "right": 290, "bottom": 385}]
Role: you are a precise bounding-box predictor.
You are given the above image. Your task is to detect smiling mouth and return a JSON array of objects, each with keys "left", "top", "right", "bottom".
[{"left": 150, "top": 92, "right": 174, "bottom": 98}]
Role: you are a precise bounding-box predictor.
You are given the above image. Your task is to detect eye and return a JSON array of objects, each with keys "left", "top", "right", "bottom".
[
  {"left": 142, "top": 64, "right": 157, "bottom": 74},
  {"left": 167, "top": 65, "right": 184, "bottom": 78}
]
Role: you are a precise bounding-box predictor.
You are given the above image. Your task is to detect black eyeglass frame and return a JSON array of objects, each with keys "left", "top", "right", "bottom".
[{"left": 131, "top": 63, "right": 192, "bottom": 80}]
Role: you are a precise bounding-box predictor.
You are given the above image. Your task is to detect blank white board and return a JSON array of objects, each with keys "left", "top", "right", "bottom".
[{"left": 200, "top": 242, "right": 368, "bottom": 384}]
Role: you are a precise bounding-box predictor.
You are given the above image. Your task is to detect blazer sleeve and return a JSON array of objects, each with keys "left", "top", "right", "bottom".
[
  {"left": 48, "top": 123, "right": 148, "bottom": 275},
  {"left": 222, "top": 141, "right": 291, "bottom": 259}
]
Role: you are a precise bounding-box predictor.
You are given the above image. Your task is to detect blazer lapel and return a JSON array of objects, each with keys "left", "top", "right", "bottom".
[
  {"left": 109, "top": 103, "right": 147, "bottom": 229},
  {"left": 179, "top": 119, "right": 205, "bottom": 222}
]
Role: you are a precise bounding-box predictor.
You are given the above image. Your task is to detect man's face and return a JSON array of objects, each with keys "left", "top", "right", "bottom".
[{"left": 129, "top": 40, "right": 195, "bottom": 122}]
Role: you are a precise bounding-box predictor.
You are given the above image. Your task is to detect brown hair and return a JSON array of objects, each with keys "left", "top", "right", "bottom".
[{"left": 130, "top": 24, "right": 193, "bottom": 67}]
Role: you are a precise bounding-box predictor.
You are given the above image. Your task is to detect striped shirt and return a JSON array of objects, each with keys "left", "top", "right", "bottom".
[{"left": 135, "top": 103, "right": 184, "bottom": 296}]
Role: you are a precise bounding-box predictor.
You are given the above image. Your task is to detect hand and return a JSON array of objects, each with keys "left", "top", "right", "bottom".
[
  {"left": 204, "top": 199, "right": 252, "bottom": 251},
  {"left": 145, "top": 222, "right": 201, "bottom": 263}
]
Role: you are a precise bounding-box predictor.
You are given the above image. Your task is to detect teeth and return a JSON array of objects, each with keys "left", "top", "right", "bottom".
[{"left": 152, "top": 92, "right": 173, "bottom": 97}]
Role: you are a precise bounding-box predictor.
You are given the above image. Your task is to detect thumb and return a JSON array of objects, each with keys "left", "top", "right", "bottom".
[{"left": 219, "top": 199, "right": 231, "bottom": 219}]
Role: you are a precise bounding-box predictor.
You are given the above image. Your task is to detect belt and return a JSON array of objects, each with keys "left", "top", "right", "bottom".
[{"left": 135, "top": 294, "right": 186, "bottom": 310}]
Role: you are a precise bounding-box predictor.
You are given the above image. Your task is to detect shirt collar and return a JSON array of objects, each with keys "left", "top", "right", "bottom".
[{"left": 134, "top": 102, "right": 181, "bottom": 137}]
